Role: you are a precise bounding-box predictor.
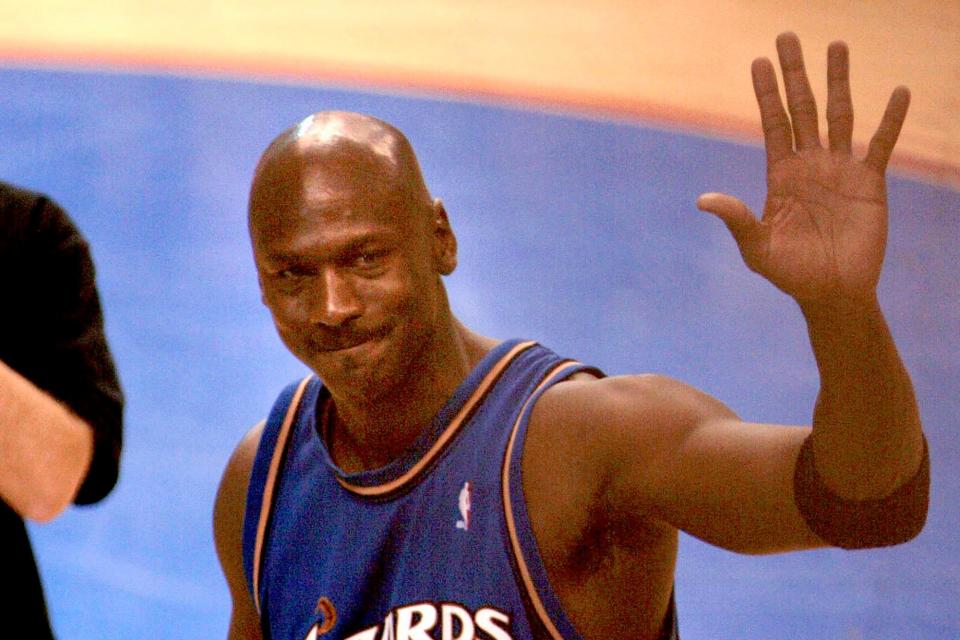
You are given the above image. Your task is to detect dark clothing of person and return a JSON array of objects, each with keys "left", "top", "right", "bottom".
[{"left": 0, "top": 182, "right": 123, "bottom": 638}]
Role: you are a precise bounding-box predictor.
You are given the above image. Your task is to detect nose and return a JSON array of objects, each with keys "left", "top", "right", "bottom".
[{"left": 309, "top": 268, "right": 362, "bottom": 327}]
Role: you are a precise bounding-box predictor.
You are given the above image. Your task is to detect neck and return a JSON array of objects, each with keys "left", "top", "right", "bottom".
[{"left": 326, "top": 318, "right": 497, "bottom": 472}]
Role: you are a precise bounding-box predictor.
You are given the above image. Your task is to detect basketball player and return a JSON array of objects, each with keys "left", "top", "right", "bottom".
[
  {"left": 214, "top": 33, "right": 928, "bottom": 639},
  {"left": 0, "top": 182, "right": 124, "bottom": 637}
]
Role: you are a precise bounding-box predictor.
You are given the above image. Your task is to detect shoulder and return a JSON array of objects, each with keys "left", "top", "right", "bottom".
[
  {"left": 0, "top": 182, "right": 80, "bottom": 243},
  {"left": 523, "top": 373, "right": 737, "bottom": 517},
  {"left": 214, "top": 420, "right": 266, "bottom": 588},
  {"left": 214, "top": 422, "right": 268, "bottom": 637},
  {"left": 0, "top": 183, "right": 44, "bottom": 254},
  {"left": 0, "top": 183, "right": 93, "bottom": 299},
  {"left": 519, "top": 374, "right": 721, "bottom": 579},
  {"left": 0, "top": 181, "right": 43, "bottom": 213},
  {"left": 530, "top": 373, "right": 736, "bottom": 453},
  {"left": 214, "top": 420, "right": 266, "bottom": 535}
]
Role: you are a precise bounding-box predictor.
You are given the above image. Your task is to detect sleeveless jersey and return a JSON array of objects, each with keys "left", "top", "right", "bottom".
[{"left": 243, "top": 340, "right": 679, "bottom": 640}]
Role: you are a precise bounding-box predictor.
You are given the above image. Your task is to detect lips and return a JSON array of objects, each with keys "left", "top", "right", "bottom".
[
  {"left": 309, "top": 335, "right": 371, "bottom": 353},
  {"left": 305, "top": 326, "right": 390, "bottom": 354}
]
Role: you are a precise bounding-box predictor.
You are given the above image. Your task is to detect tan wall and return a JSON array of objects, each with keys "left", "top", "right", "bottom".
[{"left": 0, "top": 0, "right": 956, "bottom": 186}]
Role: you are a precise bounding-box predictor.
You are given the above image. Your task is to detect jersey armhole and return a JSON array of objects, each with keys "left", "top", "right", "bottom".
[
  {"left": 241, "top": 375, "right": 313, "bottom": 614},
  {"left": 501, "top": 361, "right": 601, "bottom": 640}
]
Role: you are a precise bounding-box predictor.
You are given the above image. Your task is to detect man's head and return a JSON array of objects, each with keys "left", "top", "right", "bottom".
[{"left": 248, "top": 111, "right": 457, "bottom": 398}]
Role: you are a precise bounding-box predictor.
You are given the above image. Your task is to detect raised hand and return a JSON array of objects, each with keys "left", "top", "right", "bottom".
[{"left": 698, "top": 32, "right": 910, "bottom": 307}]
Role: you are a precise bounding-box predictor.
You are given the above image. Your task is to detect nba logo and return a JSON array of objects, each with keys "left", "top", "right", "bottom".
[{"left": 456, "top": 481, "right": 471, "bottom": 531}]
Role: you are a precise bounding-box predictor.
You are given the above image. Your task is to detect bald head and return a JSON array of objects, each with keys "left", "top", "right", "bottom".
[
  {"left": 247, "top": 112, "right": 460, "bottom": 388},
  {"left": 248, "top": 111, "right": 434, "bottom": 238}
]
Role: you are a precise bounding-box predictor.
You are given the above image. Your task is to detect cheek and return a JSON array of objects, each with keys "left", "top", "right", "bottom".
[
  {"left": 264, "top": 293, "right": 307, "bottom": 329},
  {"left": 378, "top": 270, "right": 438, "bottom": 321},
  {"left": 360, "top": 266, "right": 416, "bottom": 311},
  {"left": 272, "top": 312, "right": 307, "bottom": 353},
  {"left": 383, "top": 286, "right": 444, "bottom": 348},
  {"left": 261, "top": 293, "right": 316, "bottom": 352}
]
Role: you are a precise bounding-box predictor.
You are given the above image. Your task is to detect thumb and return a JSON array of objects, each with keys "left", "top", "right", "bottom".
[{"left": 697, "top": 192, "right": 759, "bottom": 247}]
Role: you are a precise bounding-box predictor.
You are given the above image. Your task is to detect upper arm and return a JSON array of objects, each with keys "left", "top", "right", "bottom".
[
  {"left": 41, "top": 200, "right": 124, "bottom": 506},
  {"left": 13, "top": 194, "right": 123, "bottom": 505},
  {"left": 0, "top": 188, "right": 121, "bottom": 519},
  {"left": 214, "top": 421, "right": 265, "bottom": 640},
  {"left": 530, "top": 374, "right": 823, "bottom": 555}
]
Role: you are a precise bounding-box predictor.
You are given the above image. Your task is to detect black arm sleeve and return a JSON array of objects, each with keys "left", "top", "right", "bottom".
[
  {"left": 0, "top": 183, "right": 124, "bottom": 505},
  {"left": 793, "top": 434, "right": 929, "bottom": 549}
]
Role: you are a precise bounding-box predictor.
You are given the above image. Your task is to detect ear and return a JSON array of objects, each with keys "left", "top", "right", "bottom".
[{"left": 431, "top": 198, "right": 458, "bottom": 275}]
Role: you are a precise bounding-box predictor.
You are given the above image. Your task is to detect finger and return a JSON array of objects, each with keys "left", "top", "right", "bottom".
[
  {"left": 697, "top": 192, "right": 759, "bottom": 248},
  {"left": 826, "top": 41, "right": 853, "bottom": 154},
  {"left": 752, "top": 57, "right": 794, "bottom": 165},
  {"left": 776, "top": 32, "right": 821, "bottom": 151},
  {"left": 865, "top": 86, "right": 910, "bottom": 172}
]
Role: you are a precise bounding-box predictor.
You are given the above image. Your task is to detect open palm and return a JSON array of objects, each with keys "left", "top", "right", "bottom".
[{"left": 699, "top": 33, "right": 910, "bottom": 307}]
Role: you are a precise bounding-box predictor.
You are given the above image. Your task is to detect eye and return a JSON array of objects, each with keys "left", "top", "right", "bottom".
[
  {"left": 267, "top": 267, "right": 309, "bottom": 292},
  {"left": 353, "top": 249, "right": 388, "bottom": 272},
  {"left": 270, "top": 268, "right": 300, "bottom": 281}
]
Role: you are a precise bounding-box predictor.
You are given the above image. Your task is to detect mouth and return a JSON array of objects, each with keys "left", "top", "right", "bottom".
[
  {"left": 311, "top": 338, "right": 372, "bottom": 355},
  {"left": 307, "top": 327, "right": 390, "bottom": 357}
]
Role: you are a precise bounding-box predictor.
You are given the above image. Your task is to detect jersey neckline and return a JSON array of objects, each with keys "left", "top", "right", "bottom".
[{"left": 312, "top": 338, "right": 536, "bottom": 496}]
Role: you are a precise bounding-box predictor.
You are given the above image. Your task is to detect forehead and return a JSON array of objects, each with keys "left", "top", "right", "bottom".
[{"left": 249, "top": 152, "right": 420, "bottom": 256}]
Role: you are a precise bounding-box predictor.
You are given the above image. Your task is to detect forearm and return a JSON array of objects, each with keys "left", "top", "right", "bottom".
[
  {"left": 801, "top": 294, "right": 924, "bottom": 500},
  {"left": 0, "top": 358, "right": 94, "bottom": 522}
]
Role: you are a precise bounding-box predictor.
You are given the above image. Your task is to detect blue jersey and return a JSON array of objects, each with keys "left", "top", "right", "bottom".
[{"left": 243, "top": 340, "right": 679, "bottom": 640}]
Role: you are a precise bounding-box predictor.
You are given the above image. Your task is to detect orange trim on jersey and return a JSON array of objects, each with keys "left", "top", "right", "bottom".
[
  {"left": 253, "top": 374, "right": 313, "bottom": 615},
  {"left": 336, "top": 340, "right": 537, "bottom": 497},
  {"left": 501, "top": 360, "right": 583, "bottom": 640}
]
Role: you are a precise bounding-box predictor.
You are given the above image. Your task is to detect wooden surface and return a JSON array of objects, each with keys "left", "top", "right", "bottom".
[{"left": 0, "top": 0, "right": 957, "bottom": 186}]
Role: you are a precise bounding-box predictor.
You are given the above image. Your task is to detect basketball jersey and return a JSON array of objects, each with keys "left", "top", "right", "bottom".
[{"left": 243, "top": 339, "right": 679, "bottom": 640}]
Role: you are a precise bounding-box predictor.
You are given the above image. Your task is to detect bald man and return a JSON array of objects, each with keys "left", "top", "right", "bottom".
[{"left": 214, "top": 33, "right": 928, "bottom": 640}]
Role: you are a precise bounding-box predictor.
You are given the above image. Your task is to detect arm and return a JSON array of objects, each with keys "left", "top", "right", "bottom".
[
  {"left": 528, "top": 33, "right": 926, "bottom": 559},
  {"left": 696, "top": 33, "right": 925, "bottom": 504},
  {"left": 213, "top": 422, "right": 265, "bottom": 640},
  {"left": 531, "top": 355, "right": 921, "bottom": 556},
  {"left": 0, "top": 188, "right": 123, "bottom": 519},
  {"left": 0, "top": 360, "right": 93, "bottom": 522},
  {"left": 529, "top": 374, "right": 822, "bottom": 555}
]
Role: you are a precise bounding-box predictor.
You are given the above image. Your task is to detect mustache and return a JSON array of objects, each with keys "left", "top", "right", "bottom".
[{"left": 304, "top": 325, "right": 390, "bottom": 353}]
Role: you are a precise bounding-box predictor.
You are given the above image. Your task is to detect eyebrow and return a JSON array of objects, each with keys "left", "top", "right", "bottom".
[{"left": 261, "top": 228, "right": 398, "bottom": 264}]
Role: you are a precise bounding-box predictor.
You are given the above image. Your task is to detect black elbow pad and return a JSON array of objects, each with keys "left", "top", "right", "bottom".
[{"left": 793, "top": 435, "right": 929, "bottom": 549}]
